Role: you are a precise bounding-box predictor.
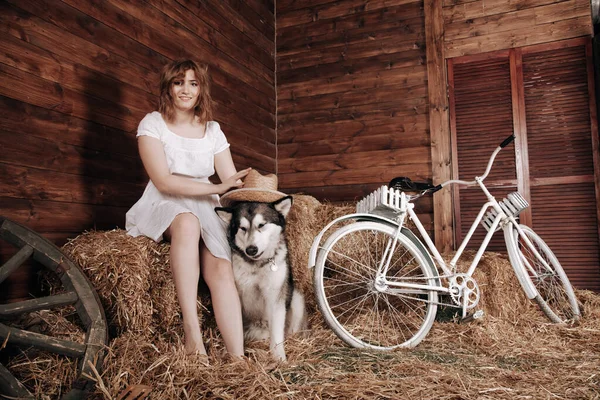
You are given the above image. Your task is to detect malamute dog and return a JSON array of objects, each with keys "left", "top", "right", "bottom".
[{"left": 215, "top": 196, "right": 306, "bottom": 361}]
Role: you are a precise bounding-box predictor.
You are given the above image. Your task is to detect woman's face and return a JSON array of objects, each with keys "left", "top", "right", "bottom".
[{"left": 170, "top": 69, "right": 200, "bottom": 113}]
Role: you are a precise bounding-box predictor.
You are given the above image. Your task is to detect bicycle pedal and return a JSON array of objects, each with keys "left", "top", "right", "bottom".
[{"left": 460, "top": 310, "right": 484, "bottom": 323}]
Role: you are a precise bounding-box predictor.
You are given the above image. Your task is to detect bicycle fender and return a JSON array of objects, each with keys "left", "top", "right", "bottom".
[
  {"left": 308, "top": 213, "right": 397, "bottom": 269},
  {"left": 307, "top": 213, "right": 440, "bottom": 283},
  {"left": 503, "top": 225, "right": 537, "bottom": 299}
]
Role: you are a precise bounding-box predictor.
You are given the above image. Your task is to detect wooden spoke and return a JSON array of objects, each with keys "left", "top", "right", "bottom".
[
  {"left": 0, "top": 216, "right": 108, "bottom": 397},
  {"left": 0, "top": 323, "right": 86, "bottom": 358},
  {"left": 0, "top": 291, "right": 79, "bottom": 318},
  {"left": 0, "top": 362, "right": 33, "bottom": 399},
  {"left": 0, "top": 244, "right": 33, "bottom": 284}
]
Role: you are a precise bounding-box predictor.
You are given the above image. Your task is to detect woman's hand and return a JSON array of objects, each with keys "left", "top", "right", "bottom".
[{"left": 218, "top": 168, "right": 251, "bottom": 194}]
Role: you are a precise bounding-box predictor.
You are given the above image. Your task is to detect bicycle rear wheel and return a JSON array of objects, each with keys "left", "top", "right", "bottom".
[
  {"left": 313, "top": 221, "right": 439, "bottom": 350},
  {"left": 505, "top": 224, "right": 580, "bottom": 323}
]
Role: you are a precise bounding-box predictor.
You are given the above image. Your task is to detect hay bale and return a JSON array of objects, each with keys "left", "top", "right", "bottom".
[
  {"left": 62, "top": 230, "right": 189, "bottom": 335},
  {"left": 286, "top": 195, "right": 355, "bottom": 311},
  {"left": 5, "top": 194, "right": 600, "bottom": 399}
]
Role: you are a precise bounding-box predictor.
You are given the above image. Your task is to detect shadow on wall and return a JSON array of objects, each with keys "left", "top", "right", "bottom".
[{"left": 83, "top": 71, "right": 131, "bottom": 232}]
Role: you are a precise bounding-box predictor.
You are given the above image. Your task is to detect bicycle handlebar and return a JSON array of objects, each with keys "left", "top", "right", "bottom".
[
  {"left": 440, "top": 134, "right": 516, "bottom": 189},
  {"left": 394, "top": 134, "right": 516, "bottom": 197},
  {"left": 500, "top": 134, "right": 516, "bottom": 148}
]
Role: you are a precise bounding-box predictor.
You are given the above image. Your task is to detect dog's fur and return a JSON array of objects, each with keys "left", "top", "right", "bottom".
[{"left": 215, "top": 196, "right": 306, "bottom": 361}]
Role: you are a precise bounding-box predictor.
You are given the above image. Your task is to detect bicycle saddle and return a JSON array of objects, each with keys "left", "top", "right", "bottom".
[{"left": 388, "top": 176, "right": 435, "bottom": 192}]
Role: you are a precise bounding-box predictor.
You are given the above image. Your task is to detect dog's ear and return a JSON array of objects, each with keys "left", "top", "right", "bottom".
[
  {"left": 214, "top": 207, "right": 233, "bottom": 225},
  {"left": 272, "top": 196, "right": 293, "bottom": 218}
]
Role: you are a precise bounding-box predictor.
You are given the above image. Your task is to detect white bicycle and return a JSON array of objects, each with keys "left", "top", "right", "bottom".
[{"left": 309, "top": 135, "right": 580, "bottom": 350}]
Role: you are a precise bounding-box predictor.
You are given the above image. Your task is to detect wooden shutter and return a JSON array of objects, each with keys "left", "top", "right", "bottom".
[
  {"left": 522, "top": 44, "right": 600, "bottom": 291},
  {"left": 449, "top": 38, "right": 600, "bottom": 290},
  {"left": 449, "top": 55, "right": 517, "bottom": 252}
]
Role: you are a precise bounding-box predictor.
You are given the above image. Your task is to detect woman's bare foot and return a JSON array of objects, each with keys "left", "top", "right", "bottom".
[{"left": 183, "top": 321, "right": 207, "bottom": 355}]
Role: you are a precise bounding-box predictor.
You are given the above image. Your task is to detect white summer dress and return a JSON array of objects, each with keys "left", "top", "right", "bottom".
[{"left": 125, "top": 111, "right": 231, "bottom": 261}]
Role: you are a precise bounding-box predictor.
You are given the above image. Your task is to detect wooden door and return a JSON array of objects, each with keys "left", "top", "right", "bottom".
[{"left": 449, "top": 38, "right": 600, "bottom": 291}]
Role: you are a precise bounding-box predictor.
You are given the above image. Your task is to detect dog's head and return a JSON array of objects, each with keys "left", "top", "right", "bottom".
[{"left": 215, "top": 196, "right": 293, "bottom": 262}]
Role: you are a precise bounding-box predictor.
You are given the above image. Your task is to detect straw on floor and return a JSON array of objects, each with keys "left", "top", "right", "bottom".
[{"left": 3, "top": 194, "right": 599, "bottom": 399}]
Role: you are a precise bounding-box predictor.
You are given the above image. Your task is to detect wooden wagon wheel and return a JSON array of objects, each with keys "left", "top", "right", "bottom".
[{"left": 0, "top": 216, "right": 108, "bottom": 399}]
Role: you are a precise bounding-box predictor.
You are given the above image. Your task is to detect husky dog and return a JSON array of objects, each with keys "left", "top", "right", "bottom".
[{"left": 215, "top": 196, "right": 306, "bottom": 361}]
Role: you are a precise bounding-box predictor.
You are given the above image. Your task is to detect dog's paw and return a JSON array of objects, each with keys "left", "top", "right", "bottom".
[{"left": 272, "top": 343, "right": 287, "bottom": 362}]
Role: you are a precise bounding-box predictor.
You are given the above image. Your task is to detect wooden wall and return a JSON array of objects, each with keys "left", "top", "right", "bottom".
[
  {"left": 276, "top": 0, "right": 433, "bottom": 227},
  {"left": 428, "top": 0, "right": 593, "bottom": 248},
  {"left": 443, "top": 0, "right": 592, "bottom": 58},
  {"left": 0, "top": 0, "right": 275, "bottom": 301}
]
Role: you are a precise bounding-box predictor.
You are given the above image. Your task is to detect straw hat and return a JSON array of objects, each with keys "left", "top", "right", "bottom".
[{"left": 219, "top": 169, "right": 287, "bottom": 207}]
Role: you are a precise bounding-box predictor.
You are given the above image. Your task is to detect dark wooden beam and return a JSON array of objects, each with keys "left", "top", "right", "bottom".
[{"left": 425, "top": 0, "right": 453, "bottom": 252}]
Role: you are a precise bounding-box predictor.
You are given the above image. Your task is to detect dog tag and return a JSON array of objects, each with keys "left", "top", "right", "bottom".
[{"left": 270, "top": 260, "right": 278, "bottom": 272}]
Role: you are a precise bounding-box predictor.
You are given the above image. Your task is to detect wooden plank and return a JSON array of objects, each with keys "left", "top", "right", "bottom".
[
  {"left": 278, "top": 147, "right": 432, "bottom": 173},
  {"left": 221, "top": 0, "right": 274, "bottom": 31},
  {"left": 0, "top": 32, "right": 155, "bottom": 114},
  {"left": 143, "top": 0, "right": 274, "bottom": 80},
  {"left": 1, "top": 1, "right": 160, "bottom": 96},
  {"left": 277, "top": 14, "right": 424, "bottom": 54},
  {"left": 238, "top": 0, "right": 274, "bottom": 25},
  {"left": 278, "top": 34, "right": 425, "bottom": 71},
  {"left": 277, "top": 0, "right": 338, "bottom": 13},
  {"left": 510, "top": 48, "right": 532, "bottom": 227},
  {"left": 445, "top": 0, "right": 589, "bottom": 41},
  {"left": 445, "top": 16, "right": 592, "bottom": 58},
  {"left": 278, "top": 65, "right": 427, "bottom": 100},
  {"left": 279, "top": 163, "right": 431, "bottom": 188},
  {"left": 0, "top": 163, "right": 147, "bottom": 207},
  {"left": 212, "top": 84, "right": 275, "bottom": 129},
  {"left": 277, "top": 49, "right": 425, "bottom": 85},
  {"left": 179, "top": 0, "right": 274, "bottom": 55},
  {"left": 167, "top": 0, "right": 273, "bottom": 69},
  {"left": 0, "top": 96, "right": 138, "bottom": 157},
  {"left": 278, "top": 133, "right": 430, "bottom": 158},
  {"left": 209, "top": 0, "right": 274, "bottom": 41},
  {"left": 278, "top": 115, "right": 429, "bottom": 144},
  {"left": 443, "top": 0, "right": 563, "bottom": 23},
  {"left": 278, "top": 97, "right": 428, "bottom": 128},
  {"left": 279, "top": 84, "right": 427, "bottom": 114},
  {"left": 60, "top": 0, "right": 274, "bottom": 96},
  {"left": 0, "top": 27, "right": 273, "bottom": 130},
  {"left": 425, "top": 0, "right": 453, "bottom": 252},
  {"left": 277, "top": 0, "right": 421, "bottom": 28},
  {"left": 0, "top": 130, "right": 145, "bottom": 183},
  {"left": 1, "top": 198, "right": 126, "bottom": 233},
  {"left": 0, "top": 62, "right": 140, "bottom": 133},
  {"left": 217, "top": 107, "right": 275, "bottom": 144}
]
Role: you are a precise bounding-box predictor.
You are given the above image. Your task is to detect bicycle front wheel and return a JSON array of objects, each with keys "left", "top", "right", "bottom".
[
  {"left": 313, "top": 221, "right": 439, "bottom": 350},
  {"left": 505, "top": 224, "right": 580, "bottom": 323}
]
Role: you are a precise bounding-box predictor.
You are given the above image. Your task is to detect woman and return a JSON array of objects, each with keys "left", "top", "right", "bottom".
[{"left": 126, "top": 59, "right": 249, "bottom": 358}]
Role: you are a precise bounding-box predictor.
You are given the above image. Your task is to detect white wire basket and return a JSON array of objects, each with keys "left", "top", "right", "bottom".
[
  {"left": 481, "top": 192, "right": 529, "bottom": 232},
  {"left": 356, "top": 186, "right": 404, "bottom": 214}
]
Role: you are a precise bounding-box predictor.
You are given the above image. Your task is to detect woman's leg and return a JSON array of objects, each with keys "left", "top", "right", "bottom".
[
  {"left": 165, "top": 213, "right": 206, "bottom": 355},
  {"left": 200, "top": 244, "right": 244, "bottom": 358}
]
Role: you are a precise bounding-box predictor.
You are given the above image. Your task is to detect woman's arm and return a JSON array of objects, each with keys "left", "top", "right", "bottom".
[
  {"left": 138, "top": 136, "right": 249, "bottom": 196},
  {"left": 214, "top": 148, "right": 243, "bottom": 184}
]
